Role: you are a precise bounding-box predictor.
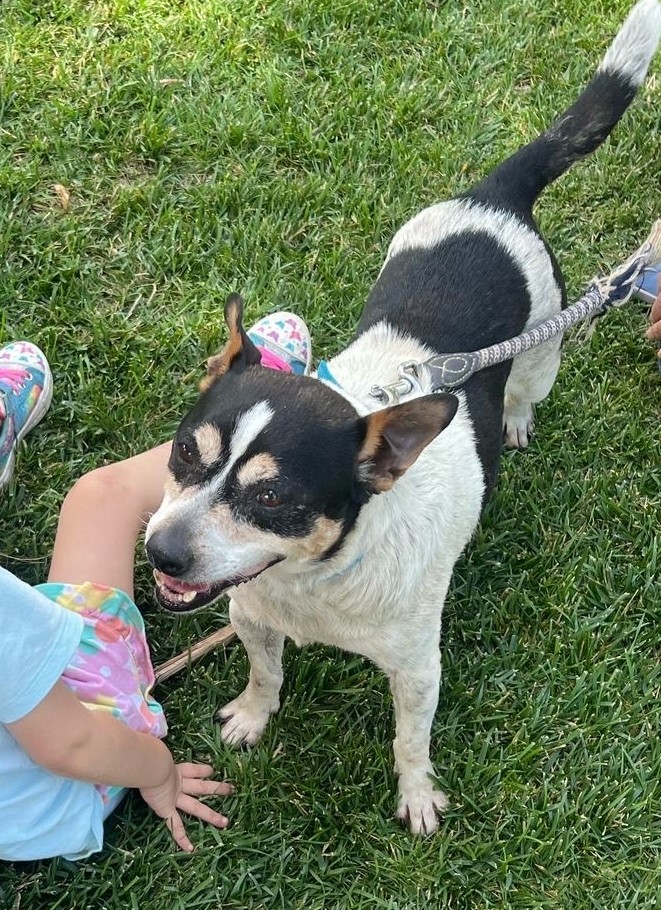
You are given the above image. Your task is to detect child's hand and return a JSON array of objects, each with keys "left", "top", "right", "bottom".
[{"left": 140, "top": 761, "right": 234, "bottom": 852}]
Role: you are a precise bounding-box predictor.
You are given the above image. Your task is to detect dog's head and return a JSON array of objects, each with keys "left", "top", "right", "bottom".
[{"left": 146, "top": 295, "right": 458, "bottom": 612}]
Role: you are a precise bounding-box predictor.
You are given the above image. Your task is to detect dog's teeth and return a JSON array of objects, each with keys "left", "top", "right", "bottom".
[{"left": 182, "top": 589, "right": 197, "bottom": 603}]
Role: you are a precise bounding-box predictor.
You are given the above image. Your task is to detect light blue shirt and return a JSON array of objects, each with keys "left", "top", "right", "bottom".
[{"left": 0, "top": 566, "right": 105, "bottom": 862}]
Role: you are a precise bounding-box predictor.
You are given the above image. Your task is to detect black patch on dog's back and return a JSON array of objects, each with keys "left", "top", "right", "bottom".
[{"left": 357, "top": 230, "right": 531, "bottom": 493}]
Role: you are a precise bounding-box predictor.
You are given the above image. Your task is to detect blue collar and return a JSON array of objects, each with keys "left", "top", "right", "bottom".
[
  {"left": 321, "top": 553, "right": 364, "bottom": 583},
  {"left": 316, "top": 359, "right": 340, "bottom": 387}
]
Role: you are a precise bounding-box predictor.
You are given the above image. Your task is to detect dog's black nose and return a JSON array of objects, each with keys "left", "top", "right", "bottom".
[{"left": 146, "top": 529, "right": 193, "bottom": 578}]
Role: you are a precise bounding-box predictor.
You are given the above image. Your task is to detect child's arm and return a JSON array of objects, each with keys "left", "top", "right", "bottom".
[
  {"left": 7, "top": 678, "right": 232, "bottom": 853},
  {"left": 34, "top": 442, "right": 234, "bottom": 852}
]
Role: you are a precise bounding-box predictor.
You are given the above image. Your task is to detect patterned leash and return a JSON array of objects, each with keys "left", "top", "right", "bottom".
[{"left": 370, "top": 219, "right": 661, "bottom": 404}]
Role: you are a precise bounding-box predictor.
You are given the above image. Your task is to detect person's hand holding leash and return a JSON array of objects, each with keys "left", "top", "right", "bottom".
[{"left": 645, "top": 276, "right": 661, "bottom": 348}]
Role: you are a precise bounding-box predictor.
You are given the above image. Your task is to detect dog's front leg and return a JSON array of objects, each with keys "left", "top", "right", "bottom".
[
  {"left": 216, "top": 597, "right": 284, "bottom": 747},
  {"left": 390, "top": 653, "right": 448, "bottom": 836}
]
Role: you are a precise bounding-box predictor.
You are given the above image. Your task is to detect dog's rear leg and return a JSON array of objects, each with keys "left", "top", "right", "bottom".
[
  {"left": 216, "top": 598, "right": 284, "bottom": 747},
  {"left": 503, "top": 338, "right": 561, "bottom": 448},
  {"left": 390, "top": 651, "right": 448, "bottom": 836}
]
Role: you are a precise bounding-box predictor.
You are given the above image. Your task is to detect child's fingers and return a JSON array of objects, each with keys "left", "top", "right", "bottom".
[
  {"left": 165, "top": 810, "right": 195, "bottom": 853},
  {"left": 181, "top": 778, "right": 235, "bottom": 797},
  {"left": 184, "top": 780, "right": 236, "bottom": 797},
  {"left": 176, "top": 793, "right": 229, "bottom": 829},
  {"left": 176, "top": 763, "right": 236, "bottom": 795},
  {"left": 176, "top": 762, "right": 215, "bottom": 778}
]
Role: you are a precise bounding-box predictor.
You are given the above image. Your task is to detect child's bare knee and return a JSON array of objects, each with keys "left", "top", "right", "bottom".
[{"left": 64, "top": 463, "right": 132, "bottom": 512}]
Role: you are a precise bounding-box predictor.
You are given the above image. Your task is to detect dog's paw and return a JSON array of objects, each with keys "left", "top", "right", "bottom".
[
  {"left": 396, "top": 783, "right": 449, "bottom": 836},
  {"left": 503, "top": 402, "right": 535, "bottom": 449},
  {"left": 216, "top": 692, "right": 277, "bottom": 748},
  {"left": 503, "top": 419, "right": 534, "bottom": 449}
]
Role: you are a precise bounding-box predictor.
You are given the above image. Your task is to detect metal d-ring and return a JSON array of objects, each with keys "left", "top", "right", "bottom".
[{"left": 369, "top": 360, "right": 424, "bottom": 405}]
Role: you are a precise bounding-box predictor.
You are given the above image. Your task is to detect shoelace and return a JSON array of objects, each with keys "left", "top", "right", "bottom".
[
  {"left": 255, "top": 346, "right": 293, "bottom": 373},
  {"left": 0, "top": 366, "right": 30, "bottom": 392}
]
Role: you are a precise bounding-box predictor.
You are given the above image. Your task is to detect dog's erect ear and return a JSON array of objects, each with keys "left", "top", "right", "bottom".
[
  {"left": 357, "top": 393, "right": 458, "bottom": 492},
  {"left": 200, "top": 293, "right": 263, "bottom": 391}
]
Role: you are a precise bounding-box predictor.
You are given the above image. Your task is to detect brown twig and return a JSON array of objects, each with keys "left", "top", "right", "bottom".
[{"left": 154, "top": 625, "right": 236, "bottom": 683}]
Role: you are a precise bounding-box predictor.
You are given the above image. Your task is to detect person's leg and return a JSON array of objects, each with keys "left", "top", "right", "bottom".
[{"left": 48, "top": 442, "right": 172, "bottom": 598}]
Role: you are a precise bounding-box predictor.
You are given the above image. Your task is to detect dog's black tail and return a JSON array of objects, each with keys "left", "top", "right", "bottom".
[{"left": 471, "top": 0, "right": 661, "bottom": 213}]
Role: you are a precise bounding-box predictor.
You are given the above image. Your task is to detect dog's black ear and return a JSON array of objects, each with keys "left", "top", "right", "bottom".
[
  {"left": 200, "top": 293, "right": 262, "bottom": 391},
  {"left": 356, "top": 393, "right": 458, "bottom": 492}
]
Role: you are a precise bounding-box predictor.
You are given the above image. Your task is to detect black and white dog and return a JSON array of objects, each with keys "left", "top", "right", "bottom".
[{"left": 146, "top": 1, "right": 660, "bottom": 834}]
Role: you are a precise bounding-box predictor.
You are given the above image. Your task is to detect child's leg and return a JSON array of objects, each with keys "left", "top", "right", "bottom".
[{"left": 48, "top": 442, "right": 171, "bottom": 598}]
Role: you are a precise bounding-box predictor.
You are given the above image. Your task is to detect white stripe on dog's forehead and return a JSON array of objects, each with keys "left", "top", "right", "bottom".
[
  {"left": 229, "top": 401, "right": 274, "bottom": 465},
  {"left": 203, "top": 400, "right": 273, "bottom": 501},
  {"left": 148, "top": 400, "right": 274, "bottom": 535},
  {"left": 192, "top": 401, "right": 274, "bottom": 490}
]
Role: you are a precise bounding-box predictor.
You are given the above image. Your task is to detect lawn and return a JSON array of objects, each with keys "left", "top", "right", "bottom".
[{"left": 1, "top": 0, "right": 660, "bottom": 908}]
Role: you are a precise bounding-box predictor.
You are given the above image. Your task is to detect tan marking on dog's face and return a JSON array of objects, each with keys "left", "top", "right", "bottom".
[
  {"left": 294, "top": 516, "right": 343, "bottom": 558},
  {"left": 203, "top": 502, "right": 342, "bottom": 561},
  {"left": 194, "top": 423, "right": 223, "bottom": 467},
  {"left": 236, "top": 453, "right": 279, "bottom": 488}
]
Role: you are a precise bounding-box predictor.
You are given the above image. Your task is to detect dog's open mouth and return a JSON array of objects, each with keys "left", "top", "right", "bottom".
[{"left": 153, "top": 558, "right": 282, "bottom": 613}]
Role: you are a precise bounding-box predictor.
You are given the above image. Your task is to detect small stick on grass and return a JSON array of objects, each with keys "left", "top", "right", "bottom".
[{"left": 154, "top": 625, "right": 236, "bottom": 683}]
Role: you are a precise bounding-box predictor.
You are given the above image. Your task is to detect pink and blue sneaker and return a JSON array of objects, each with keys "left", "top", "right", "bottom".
[
  {"left": 0, "top": 342, "right": 53, "bottom": 489},
  {"left": 247, "top": 312, "right": 312, "bottom": 375}
]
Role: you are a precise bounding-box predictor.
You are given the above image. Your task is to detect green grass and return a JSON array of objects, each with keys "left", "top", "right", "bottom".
[{"left": 1, "top": 0, "right": 660, "bottom": 907}]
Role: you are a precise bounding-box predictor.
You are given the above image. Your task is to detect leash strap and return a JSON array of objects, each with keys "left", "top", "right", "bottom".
[
  {"left": 420, "top": 220, "right": 661, "bottom": 392},
  {"left": 318, "top": 220, "right": 661, "bottom": 407}
]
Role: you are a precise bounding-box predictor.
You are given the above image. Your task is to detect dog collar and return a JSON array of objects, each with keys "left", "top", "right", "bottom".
[
  {"left": 316, "top": 359, "right": 340, "bottom": 386},
  {"left": 314, "top": 359, "right": 373, "bottom": 413}
]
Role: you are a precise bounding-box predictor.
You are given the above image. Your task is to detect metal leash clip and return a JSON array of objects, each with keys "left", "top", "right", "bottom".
[{"left": 369, "top": 360, "right": 424, "bottom": 405}]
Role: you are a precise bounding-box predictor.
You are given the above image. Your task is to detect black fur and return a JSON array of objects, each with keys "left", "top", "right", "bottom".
[
  {"left": 174, "top": 367, "right": 371, "bottom": 553},
  {"left": 356, "top": 69, "right": 646, "bottom": 495}
]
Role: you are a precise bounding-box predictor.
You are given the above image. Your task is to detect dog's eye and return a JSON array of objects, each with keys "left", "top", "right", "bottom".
[
  {"left": 177, "top": 441, "right": 194, "bottom": 464},
  {"left": 256, "top": 488, "right": 283, "bottom": 508}
]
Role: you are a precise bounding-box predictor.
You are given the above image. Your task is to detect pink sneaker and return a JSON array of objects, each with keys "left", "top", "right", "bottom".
[
  {"left": 247, "top": 312, "right": 312, "bottom": 375},
  {"left": 0, "top": 342, "right": 53, "bottom": 489}
]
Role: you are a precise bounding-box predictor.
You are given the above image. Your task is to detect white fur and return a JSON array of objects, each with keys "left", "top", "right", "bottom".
[
  {"left": 598, "top": 0, "right": 661, "bottom": 86},
  {"left": 220, "top": 326, "right": 485, "bottom": 834}
]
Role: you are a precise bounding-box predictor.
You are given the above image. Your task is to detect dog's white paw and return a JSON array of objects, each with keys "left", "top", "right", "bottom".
[
  {"left": 216, "top": 691, "right": 278, "bottom": 747},
  {"left": 503, "top": 418, "right": 534, "bottom": 449},
  {"left": 503, "top": 401, "right": 535, "bottom": 449},
  {"left": 396, "top": 781, "right": 449, "bottom": 836}
]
